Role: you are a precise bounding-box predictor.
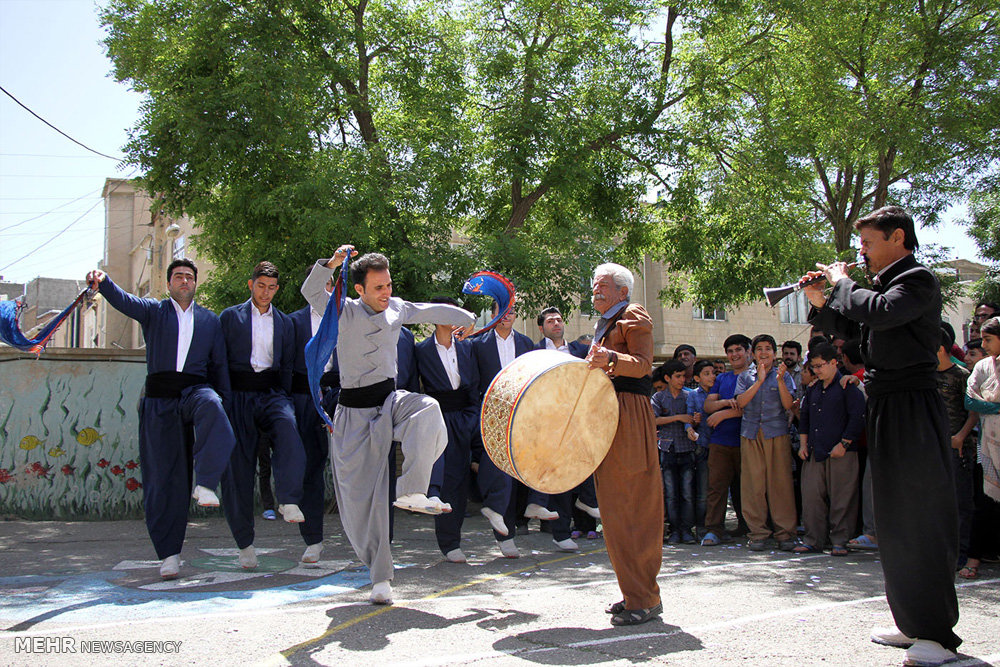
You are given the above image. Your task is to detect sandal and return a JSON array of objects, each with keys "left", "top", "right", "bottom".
[
  {"left": 793, "top": 544, "right": 820, "bottom": 554},
  {"left": 831, "top": 545, "right": 849, "bottom": 557},
  {"left": 958, "top": 565, "right": 978, "bottom": 580},
  {"left": 847, "top": 534, "right": 878, "bottom": 550},
  {"left": 700, "top": 532, "right": 721, "bottom": 546},
  {"left": 605, "top": 599, "right": 626, "bottom": 614},
  {"left": 610, "top": 603, "right": 663, "bottom": 626}
]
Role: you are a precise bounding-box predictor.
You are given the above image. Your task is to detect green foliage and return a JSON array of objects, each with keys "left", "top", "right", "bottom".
[{"left": 965, "top": 172, "right": 1000, "bottom": 304}]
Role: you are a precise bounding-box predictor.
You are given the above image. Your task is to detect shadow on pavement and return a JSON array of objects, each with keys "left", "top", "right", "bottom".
[{"left": 493, "top": 621, "right": 704, "bottom": 664}]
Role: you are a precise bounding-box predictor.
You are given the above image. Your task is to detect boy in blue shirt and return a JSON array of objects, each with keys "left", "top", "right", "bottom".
[
  {"left": 736, "top": 334, "right": 797, "bottom": 551},
  {"left": 685, "top": 359, "right": 716, "bottom": 534},
  {"left": 651, "top": 360, "right": 697, "bottom": 544}
]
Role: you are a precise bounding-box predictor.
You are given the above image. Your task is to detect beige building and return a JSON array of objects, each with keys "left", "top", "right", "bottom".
[{"left": 94, "top": 178, "right": 211, "bottom": 350}]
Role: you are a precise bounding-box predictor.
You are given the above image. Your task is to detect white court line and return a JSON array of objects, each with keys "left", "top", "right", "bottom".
[{"left": 393, "top": 577, "right": 1000, "bottom": 667}]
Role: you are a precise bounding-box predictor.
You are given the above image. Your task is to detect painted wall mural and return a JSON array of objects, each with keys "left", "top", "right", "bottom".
[
  {"left": 1, "top": 350, "right": 339, "bottom": 520},
  {"left": 0, "top": 353, "right": 148, "bottom": 519}
]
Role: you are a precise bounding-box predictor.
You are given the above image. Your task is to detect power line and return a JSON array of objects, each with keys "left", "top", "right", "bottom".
[
  {"left": 0, "top": 84, "right": 124, "bottom": 161},
  {"left": 0, "top": 187, "right": 103, "bottom": 233}
]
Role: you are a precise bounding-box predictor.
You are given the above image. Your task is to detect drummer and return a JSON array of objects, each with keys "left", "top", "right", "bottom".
[
  {"left": 587, "top": 263, "right": 664, "bottom": 626},
  {"left": 471, "top": 301, "right": 559, "bottom": 559}
]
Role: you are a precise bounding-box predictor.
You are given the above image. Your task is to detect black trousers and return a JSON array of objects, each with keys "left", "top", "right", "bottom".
[{"left": 868, "top": 389, "right": 961, "bottom": 650}]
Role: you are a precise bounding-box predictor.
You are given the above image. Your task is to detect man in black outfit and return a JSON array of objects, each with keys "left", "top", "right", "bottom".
[{"left": 803, "top": 206, "right": 960, "bottom": 666}]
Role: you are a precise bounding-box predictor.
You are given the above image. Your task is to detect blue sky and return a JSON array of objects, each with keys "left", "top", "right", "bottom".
[{"left": 0, "top": 0, "right": 986, "bottom": 287}]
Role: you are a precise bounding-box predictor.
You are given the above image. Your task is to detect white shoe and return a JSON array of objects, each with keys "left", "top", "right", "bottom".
[
  {"left": 524, "top": 503, "right": 558, "bottom": 520},
  {"left": 301, "top": 543, "right": 323, "bottom": 564},
  {"left": 574, "top": 499, "right": 601, "bottom": 520},
  {"left": 239, "top": 545, "right": 258, "bottom": 570},
  {"left": 279, "top": 504, "right": 305, "bottom": 523},
  {"left": 393, "top": 493, "right": 451, "bottom": 515},
  {"left": 553, "top": 538, "right": 579, "bottom": 552},
  {"left": 498, "top": 539, "right": 520, "bottom": 559},
  {"left": 370, "top": 580, "right": 393, "bottom": 605},
  {"left": 871, "top": 626, "right": 917, "bottom": 648},
  {"left": 903, "top": 640, "right": 957, "bottom": 666},
  {"left": 445, "top": 548, "right": 467, "bottom": 563},
  {"left": 191, "top": 485, "right": 220, "bottom": 507},
  {"left": 159, "top": 554, "right": 180, "bottom": 580},
  {"left": 481, "top": 507, "right": 509, "bottom": 536}
]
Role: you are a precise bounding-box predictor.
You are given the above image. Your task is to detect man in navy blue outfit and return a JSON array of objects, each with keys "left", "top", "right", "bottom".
[
  {"left": 471, "top": 303, "right": 558, "bottom": 558},
  {"left": 219, "top": 261, "right": 306, "bottom": 570},
  {"left": 535, "top": 307, "right": 600, "bottom": 551},
  {"left": 87, "top": 260, "right": 236, "bottom": 580},
  {"left": 416, "top": 297, "right": 482, "bottom": 563}
]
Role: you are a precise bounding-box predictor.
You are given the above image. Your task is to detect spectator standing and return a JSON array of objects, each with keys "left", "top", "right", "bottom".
[
  {"left": 686, "top": 359, "right": 716, "bottom": 533},
  {"left": 652, "top": 360, "right": 697, "bottom": 544}
]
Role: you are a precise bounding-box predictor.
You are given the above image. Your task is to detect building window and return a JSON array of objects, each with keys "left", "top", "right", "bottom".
[
  {"left": 693, "top": 305, "right": 727, "bottom": 321},
  {"left": 172, "top": 235, "right": 186, "bottom": 260},
  {"left": 779, "top": 291, "right": 810, "bottom": 324}
]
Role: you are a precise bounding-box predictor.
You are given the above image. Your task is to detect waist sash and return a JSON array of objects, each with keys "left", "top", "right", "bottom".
[
  {"left": 230, "top": 369, "right": 281, "bottom": 392},
  {"left": 339, "top": 378, "right": 395, "bottom": 409},
  {"left": 426, "top": 387, "right": 474, "bottom": 412},
  {"left": 612, "top": 375, "right": 653, "bottom": 397},
  {"left": 145, "top": 371, "right": 206, "bottom": 399}
]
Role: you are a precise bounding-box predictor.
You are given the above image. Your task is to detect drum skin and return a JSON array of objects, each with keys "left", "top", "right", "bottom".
[{"left": 480, "top": 349, "right": 619, "bottom": 494}]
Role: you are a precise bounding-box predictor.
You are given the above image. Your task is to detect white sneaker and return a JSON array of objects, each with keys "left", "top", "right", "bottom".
[
  {"left": 498, "top": 539, "right": 520, "bottom": 559},
  {"left": 445, "top": 548, "right": 467, "bottom": 563},
  {"left": 279, "top": 504, "right": 305, "bottom": 523},
  {"left": 191, "top": 485, "right": 220, "bottom": 507},
  {"left": 301, "top": 543, "right": 323, "bottom": 564},
  {"left": 553, "top": 538, "right": 579, "bottom": 552},
  {"left": 574, "top": 499, "right": 601, "bottom": 520},
  {"left": 238, "top": 545, "right": 258, "bottom": 570},
  {"left": 871, "top": 626, "right": 917, "bottom": 648},
  {"left": 370, "top": 580, "right": 393, "bottom": 605},
  {"left": 393, "top": 493, "right": 450, "bottom": 515},
  {"left": 481, "top": 507, "right": 509, "bottom": 536},
  {"left": 159, "top": 554, "right": 180, "bottom": 580},
  {"left": 903, "top": 640, "right": 958, "bottom": 666},
  {"left": 524, "top": 503, "right": 558, "bottom": 520}
]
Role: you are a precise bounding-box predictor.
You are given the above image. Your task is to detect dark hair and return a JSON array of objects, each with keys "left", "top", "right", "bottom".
[
  {"left": 854, "top": 206, "right": 918, "bottom": 251},
  {"left": 167, "top": 258, "right": 197, "bottom": 282},
  {"left": 807, "top": 334, "right": 830, "bottom": 354},
  {"left": 781, "top": 340, "right": 802, "bottom": 355},
  {"left": 351, "top": 253, "right": 390, "bottom": 287},
  {"left": 537, "top": 306, "right": 561, "bottom": 326},
  {"left": 252, "top": 261, "right": 280, "bottom": 282},
  {"left": 842, "top": 339, "right": 864, "bottom": 365},
  {"left": 662, "top": 359, "right": 687, "bottom": 377},
  {"left": 673, "top": 344, "right": 696, "bottom": 358},
  {"left": 651, "top": 365, "right": 667, "bottom": 384},
  {"left": 430, "top": 296, "right": 460, "bottom": 307},
  {"left": 723, "top": 334, "right": 751, "bottom": 351},
  {"left": 811, "top": 342, "right": 839, "bottom": 363},
  {"left": 693, "top": 359, "right": 715, "bottom": 376},
  {"left": 976, "top": 301, "right": 1000, "bottom": 313},
  {"left": 967, "top": 338, "right": 983, "bottom": 351},
  {"left": 940, "top": 322, "right": 956, "bottom": 351},
  {"left": 981, "top": 316, "right": 1000, "bottom": 338},
  {"left": 751, "top": 334, "right": 777, "bottom": 353}
]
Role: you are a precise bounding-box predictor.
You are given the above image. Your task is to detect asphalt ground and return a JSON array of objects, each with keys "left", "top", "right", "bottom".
[{"left": 0, "top": 511, "right": 997, "bottom": 667}]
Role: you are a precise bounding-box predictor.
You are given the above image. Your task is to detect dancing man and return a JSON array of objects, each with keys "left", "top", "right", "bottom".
[
  {"left": 301, "top": 246, "right": 475, "bottom": 604},
  {"left": 86, "top": 260, "right": 236, "bottom": 580}
]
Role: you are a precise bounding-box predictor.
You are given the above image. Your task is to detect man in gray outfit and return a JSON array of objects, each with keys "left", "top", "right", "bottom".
[{"left": 302, "top": 245, "right": 475, "bottom": 605}]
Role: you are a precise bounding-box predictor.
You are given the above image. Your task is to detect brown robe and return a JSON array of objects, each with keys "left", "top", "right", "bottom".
[{"left": 593, "top": 302, "right": 663, "bottom": 609}]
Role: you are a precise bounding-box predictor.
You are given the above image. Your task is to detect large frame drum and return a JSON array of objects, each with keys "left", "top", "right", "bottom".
[{"left": 480, "top": 349, "right": 619, "bottom": 494}]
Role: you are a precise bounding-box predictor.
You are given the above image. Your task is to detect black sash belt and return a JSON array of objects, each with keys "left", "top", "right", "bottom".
[
  {"left": 339, "top": 378, "right": 395, "bottom": 408},
  {"left": 291, "top": 370, "right": 341, "bottom": 395},
  {"left": 229, "top": 369, "right": 281, "bottom": 392},
  {"left": 145, "top": 372, "right": 206, "bottom": 399},
  {"left": 426, "top": 387, "right": 474, "bottom": 412},
  {"left": 612, "top": 375, "right": 653, "bottom": 397}
]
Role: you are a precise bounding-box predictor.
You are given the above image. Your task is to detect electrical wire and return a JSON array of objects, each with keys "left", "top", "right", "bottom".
[
  {"left": 1, "top": 85, "right": 123, "bottom": 161},
  {"left": 0, "top": 187, "right": 104, "bottom": 232}
]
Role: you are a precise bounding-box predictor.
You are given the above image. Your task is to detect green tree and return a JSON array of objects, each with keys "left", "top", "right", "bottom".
[
  {"left": 966, "top": 173, "right": 1000, "bottom": 303},
  {"left": 656, "top": 0, "right": 1000, "bottom": 307}
]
